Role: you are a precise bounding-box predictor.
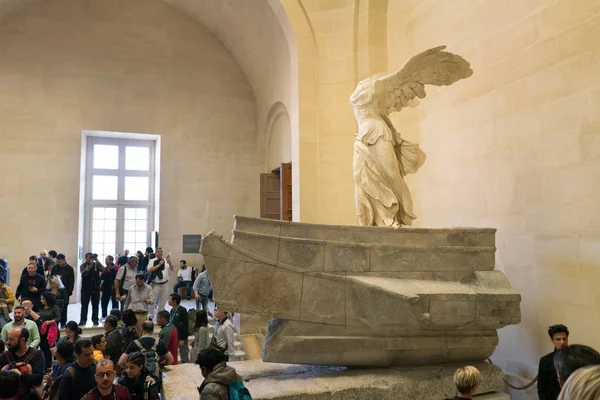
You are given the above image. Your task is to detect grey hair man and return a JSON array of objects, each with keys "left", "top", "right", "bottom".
[{"left": 554, "top": 344, "right": 600, "bottom": 388}]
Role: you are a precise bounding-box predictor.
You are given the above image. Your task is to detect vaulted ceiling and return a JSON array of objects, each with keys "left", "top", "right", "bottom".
[{"left": 0, "top": 0, "right": 293, "bottom": 115}]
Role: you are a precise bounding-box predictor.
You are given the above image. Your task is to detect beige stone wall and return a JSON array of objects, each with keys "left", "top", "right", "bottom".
[
  {"left": 386, "top": 0, "right": 600, "bottom": 390},
  {"left": 0, "top": 0, "right": 258, "bottom": 286}
]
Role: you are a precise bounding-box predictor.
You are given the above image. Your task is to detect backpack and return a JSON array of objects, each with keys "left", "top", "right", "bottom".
[
  {"left": 3, "top": 349, "right": 41, "bottom": 400},
  {"left": 134, "top": 339, "right": 159, "bottom": 377},
  {"left": 187, "top": 308, "right": 196, "bottom": 336},
  {"left": 44, "top": 366, "right": 74, "bottom": 400},
  {"left": 228, "top": 380, "right": 253, "bottom": 400}
]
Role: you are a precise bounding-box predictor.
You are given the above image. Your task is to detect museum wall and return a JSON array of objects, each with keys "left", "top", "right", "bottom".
[
  {"left": 386, "top": 0, "right": 600, "bottom": 393},
  {"left": 0, "top": 0, "right": 259, "bottom": 287}
]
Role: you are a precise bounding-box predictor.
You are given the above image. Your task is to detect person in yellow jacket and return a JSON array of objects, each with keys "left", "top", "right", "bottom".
[
  {"left": 92, "top": 334, "right": 107, "bottom": 361},
  {"left": 0, "top": 277, "right": 15, "bottom": 326}
]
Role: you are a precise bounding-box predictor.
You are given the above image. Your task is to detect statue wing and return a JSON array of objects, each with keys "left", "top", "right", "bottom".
[{"left": 375, "top": 45, "right": 473, "bottom": 115}]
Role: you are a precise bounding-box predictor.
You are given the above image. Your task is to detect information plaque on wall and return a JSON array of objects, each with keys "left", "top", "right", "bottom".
[{"left": 182, "top": 234, "right": 203, "bottom": 254}]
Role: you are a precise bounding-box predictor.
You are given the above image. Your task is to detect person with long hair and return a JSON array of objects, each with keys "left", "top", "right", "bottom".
[
  {"left": 46, "top": 276, "right": 68, "bottom": 315},
  {"left": 37, "top": 292, "right": 61, "bottom": 369},
  {"left": 190, "top": 311, "right": 210, "bottom": 362},
  {"left": 118, "top": 352, "right": 160, "bottom": 400},
  {"left": 42, "top": 340, "right": 75, "bottom": 399},
  {"left": 58, "top": 321, "right": 83, "bottom": 358},
  {"left": 121, "top": 309, "right": 139, "bottom": 351}
]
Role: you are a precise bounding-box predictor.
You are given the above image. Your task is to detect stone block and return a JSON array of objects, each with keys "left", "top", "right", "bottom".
[
  {"left": 299, "top": 273, "right": 346, "bottom": 325},
  {"left": 323, "top": 242, "right": 369, "bottom": 272},
  {"left": 277, "top": 237, "right": 324, "bottom": 271}
]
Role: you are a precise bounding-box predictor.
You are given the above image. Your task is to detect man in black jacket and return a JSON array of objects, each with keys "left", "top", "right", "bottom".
[
  {"left": 537, "top": 324, "right": 569, "bottom": 400},
  {"left": 79, "top": 253, "right": 104, "bottom": 326},
  {"left": 168, "top": 293, "right": 189, "bottom": 363},
  {"left": 0, "top": 326, "right": 45, "bottom": 394},
  {"left": 55, "top": 254, "right": 75, "bottom": 326}
]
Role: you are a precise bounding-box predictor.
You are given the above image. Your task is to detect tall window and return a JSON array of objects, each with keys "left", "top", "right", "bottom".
[{"left": 84, "top": 137, "right": 156, "bottom": 262}]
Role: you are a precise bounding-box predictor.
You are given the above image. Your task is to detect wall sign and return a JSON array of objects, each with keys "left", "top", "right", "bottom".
[{"left": 182, "top": 235, "right": 203, "bottom": 254}]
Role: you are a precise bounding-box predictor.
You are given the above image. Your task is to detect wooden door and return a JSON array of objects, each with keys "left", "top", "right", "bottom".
[
  {"left": 280, "top": 162, "right": 292, "bottom": 221},
  {"left": 260, "top": 173, "right": 281, "bottom": 219}
]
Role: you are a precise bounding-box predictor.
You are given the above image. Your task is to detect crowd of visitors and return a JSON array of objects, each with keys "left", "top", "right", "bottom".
[{"left": 0, "top": 247, "right": 249, "bottom": 400}]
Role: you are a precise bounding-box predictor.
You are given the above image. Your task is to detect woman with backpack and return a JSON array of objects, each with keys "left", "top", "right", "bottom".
[
  {"left": 190, "top": 311, "right": 210, "bottom": 363},
  {"left": 196, "top": 347, "right": 251, "bottom": 400},
  {"left": 119, "top": 352, "right": 160, "bottom": 400},
  {"left": 42, "top": 340, "right": 74, "bottom": 400},
  {"left": 121, "top": 309, "right": 140, "bottom": 352}
]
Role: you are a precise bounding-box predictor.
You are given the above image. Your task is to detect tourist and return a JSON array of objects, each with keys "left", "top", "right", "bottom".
[
  {"left": 557, "top": 364, "right": 600, "bottom": 400},
  {"left": 59, "top": 320, "right": 82, "bottom": 348},
  {"left": 538, "top": 324, "right": 570, "bottom": 400},
  {"left": 100, "top": 255, "right": 119, "bottom": 319},
  {"left": 0, "top": 327, "right": 45, "bottom": 395},
  {"left": 110, "top": 308, "right": 124, "bottom": 329},
  {"left": 80, "top": 253, "right": 104, "bottom": 326},
  {"left": 0, "top": 370, "right": 21, "bottom": 400},
  {"left": 190, "top": 310, "right": 210, "bottom": 362},
  {"left": 168, "top": 293, "right": 189, "bottom": 363},
  {"left": 195, "top": 347, "right": 240, "bottom": 400},
  {"left": 135, "top": 251, "right": 144, "bottom": 272},
  {"left": 91, "top": 334, "right": 107, "bottom": 362},
  {"left": 25, "top": 255, "right": 44, "bottom": 277},
  {"left": 140, "top": 247, "right": 153, "bottom": 274},
  {"left": 121, "top": 309, "right": 140, "bottom": 352},
  {"left": 173, "top": 260, "right": 194, "bottom": 300},
  {"left": 554, "top": 344, "right": 600, "bottom": 387},
  {"left": 115, "top": 256, "right": 139, "bottom": 310},
  {"left": 1, "top": 306, "right": 41, "bottom": 348},
  {"left": 54, "top": 254, "right": 75, "bottom": 328},
  {"left": 103, "top": 316, "right": 123, "bottom": 370},
  {"left": 59, "top": 339, "right": 97, "bottom": 400},
  {"left": 452, "top": 366, "right": 480, "bottom": 399},
  {"left": 16, "top": 263, "right": 46, "bottom": 311},
  {"left": 81, "top": 359, "right": 130, "bottom": 400},
  {"left": 32, "top": 293, "right": 61, "bottom": 369},
  {"left": 212, "top": 306, "right": 235, "bottom": 361},
  {"left": 193, "top": 265, "right": 212, "bottom": 313},
  {"left": 42, "top": 340, "right": 75, "bottom": 399},
  {"left": 156, "top": 310, "right": 178, "bottom": 365},
  {"left": 119, "top": 352, "right": 160, "bottom": 400},
  {"left": 46, "top": 276, "right": 68, "bottom": 321},
  {"left": 48, "top": 251, "right": 58, "bottom": 263},
  {"left": 118, "top": 321, "right": 173, "bottom": 384},
  {"left": 117, "top": 250, "right": 130, "bottom": 268},
  {"left": 147, "top": 248, "right": 173, "bottom": 317},
  {"left": 0, "top": 276, "right": 15, "bottom": 328},
  {"left": 123, "top": 274, "right": 153, "bottom": 330}
]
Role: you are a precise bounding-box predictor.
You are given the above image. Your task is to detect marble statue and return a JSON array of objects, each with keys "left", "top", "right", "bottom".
[{"left": 351, "top": 45, "right": 473, "bottom": 227}]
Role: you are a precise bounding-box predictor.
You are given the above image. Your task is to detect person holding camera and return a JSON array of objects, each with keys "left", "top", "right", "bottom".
[
  {"left": 0, "top": 326, "right": 45, "bottom": 398},
  {"left": 79, "top": 252, "right": 105, "bottom": 327}
]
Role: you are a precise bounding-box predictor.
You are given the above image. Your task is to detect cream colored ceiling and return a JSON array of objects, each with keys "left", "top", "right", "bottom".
[{"left": 0, "top": 0, "right": 291, "bottom": 112}]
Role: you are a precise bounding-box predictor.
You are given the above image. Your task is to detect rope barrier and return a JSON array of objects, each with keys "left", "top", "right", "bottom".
[{"left": 486, "top": 359, "right": 539, "bottom": 390}]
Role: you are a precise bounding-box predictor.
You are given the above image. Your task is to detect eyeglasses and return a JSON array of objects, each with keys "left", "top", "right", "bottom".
[{"left": 95, "top": 371, "right": 115, "bottom": 379}]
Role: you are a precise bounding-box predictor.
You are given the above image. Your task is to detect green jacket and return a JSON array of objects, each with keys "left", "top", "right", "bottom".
[{"left": 170, "top": 306, "right": 188, "bottom": 342}]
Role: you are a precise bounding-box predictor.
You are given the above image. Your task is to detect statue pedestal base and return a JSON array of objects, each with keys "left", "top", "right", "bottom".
[{"left": 162, "top": 359, "right": 506, "bottom": 400}]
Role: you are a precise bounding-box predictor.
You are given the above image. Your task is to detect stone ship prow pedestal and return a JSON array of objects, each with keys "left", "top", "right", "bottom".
[{"left": 170, "top": 216, "right": 521, "bottom": 399}]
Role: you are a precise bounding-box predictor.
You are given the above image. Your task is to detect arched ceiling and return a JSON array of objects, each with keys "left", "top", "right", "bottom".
[{"left": 0, "top": 0, "right": 292, "bottom": 116}]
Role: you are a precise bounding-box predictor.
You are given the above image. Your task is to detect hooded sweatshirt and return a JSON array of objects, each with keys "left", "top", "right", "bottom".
[{"left": 198, "top": 362, "right": 238, "bottom": 400}]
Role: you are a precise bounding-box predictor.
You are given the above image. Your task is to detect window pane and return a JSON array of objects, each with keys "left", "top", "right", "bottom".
[
  {"left": 135, "top": 242, "right": 147, "bottom": 251},
  {"left": 136, "top": 220, "right": 147, "bottom": 231},
  {"left": 136, "top": 231, "right": 146, "bottom": 242},
  {"left": 93, "top": 145, "right": 118, "bottom": 170},
  {"left": 104, "top": 219, "right": 116, "bottom": 231},
  {"left": 104, "top": 243, "right": 115, "bottom": 256},
  {"left": 124, "top": 220, "right": 136, "bottom": 231},
  {"left": 92, "top": 219, "right": 105, "bottom": 231},
  {"left": 105, "top": 208, "right": 117, "bottom": 219},
  {"left": 124, "top": 243, "right": 136, "bottom": 253},
  {"left": 93, "top": 208, "right": 105, "bottom": 219},
  {"left": 92, "top": 232, "right": 104, "bottom": 243},
  {"left": 92, "top": 175, "right": 118, "bottom": 200},
  {"left": 136, "top": 208, "right": 147, "bottom": 219},
  {"left": 104, "top": 231, "right": 116, "bottom": 243},
  {"left": 124, "top": 208, "right": 136, "bottom": 219},
  {"left": 92, "top": 243, "right": 104, "bottom": 254},
  {"left": 124, "top": 177, "right": 149, "bottom": 201},
  {"left": 124, "top": 232, "right": 136, "bottom": 243},
  {"left": 125, "top": 147, "right": 150, "bottom": 171}
]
